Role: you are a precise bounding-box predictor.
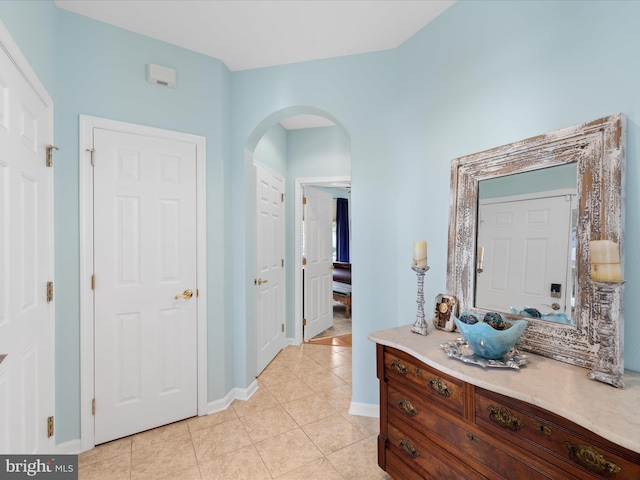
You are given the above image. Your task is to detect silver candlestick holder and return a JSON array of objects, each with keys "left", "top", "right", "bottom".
[{"left": 411, "top": 264, "right": 430, "bottom": 335}]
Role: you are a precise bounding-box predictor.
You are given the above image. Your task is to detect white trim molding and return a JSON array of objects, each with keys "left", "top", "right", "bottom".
[{"left": 349, "top": 401, "right": 379, "bottom": 418}]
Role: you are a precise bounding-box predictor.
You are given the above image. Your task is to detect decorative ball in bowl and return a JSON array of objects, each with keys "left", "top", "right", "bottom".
[{"left": 453, "top": 311, "right": 528, "bottom": 360}]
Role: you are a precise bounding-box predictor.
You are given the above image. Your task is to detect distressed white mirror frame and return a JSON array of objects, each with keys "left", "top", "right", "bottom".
[{"left": 447, "top": 114, "right": 625, "bottom": 386}]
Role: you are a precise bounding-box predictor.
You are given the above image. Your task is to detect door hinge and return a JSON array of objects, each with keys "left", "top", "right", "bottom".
[
  {"left": 302, "top": 196, "right": 307, "bottom": 205},
  {"left": 45, "top": 145, "right": 59, "bottom": 167},
  {"left": 86, "top": 148, "right": 95, "bottom": 166},
  {"left": 46, "top": 281, "right": 54, "bottom": 302},
  {"left": 91, "top": 275, "right": 95, "bottom": 290},
  {"left": 303, "top": 318, "right": 307, "bottom": 326},
  {"left": 302, "top": 257, "right": 307, "bottom": 266},
  {"left": 281, "top": 193, "right": 285, "bottom": 202},
  {"left": 92, "top": 398, "right": 96, "bottom": 415},
  {"left": 281, "top": 323, "right": 285, "bottom": 332},
  {"left": 281, "top": 258, "right": 284, "bottom": 268},
  {"left": 47, "top": 416, "right": 54, "bottom": 437}
]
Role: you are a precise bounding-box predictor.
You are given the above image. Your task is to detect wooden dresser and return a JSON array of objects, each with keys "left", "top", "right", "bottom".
[{"left": 370, "top": 326, "right": 640, "bottom": 480}]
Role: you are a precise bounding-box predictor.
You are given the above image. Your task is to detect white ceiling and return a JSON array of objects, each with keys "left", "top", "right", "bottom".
[
  {"left": 55, "top": 0, "right": 455, "bottom": 72},
  {"left": 54, "top": 0, "right": 455, "bottom": 129}
]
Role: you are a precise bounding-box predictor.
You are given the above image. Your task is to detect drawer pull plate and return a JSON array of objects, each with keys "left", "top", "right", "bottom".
[
  {"left": 488, "top": 405, "right": 524, "bottom": 431},
  {"left": 398, "top": 399, "right": 418, "bottom": 417},
  {"left": 534, "top": 422, "right": 552, "bottom": 436},
  {"left": 564, "top": 441, "right": 621, "bottom": 475},
  {"left": 428, "top": 377, "right": 452, "bottom": 397},
  {"left": 390, "top": 359, "right": 408, "bottom": 375},
  {"left": 399, "top": 438, "right": 419, "bottom": 458},
  {"left": 466, "top": 433, "right": 478, "bottom": 443}
]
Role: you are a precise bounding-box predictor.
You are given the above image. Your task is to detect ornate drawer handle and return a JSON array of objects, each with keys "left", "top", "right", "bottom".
[
  {"left": 428, "top": 377, "right": 452, "bottom": 397},
  {"left": 398, "top": 399, "right": 418, "bottom": 417},
  {"left": 390, "top": 359, "right": 408, "bottom": 375},
  {"left": 534, "top": 422, "right": 552, "bottom": 436},
  {"left": 399, "top": 438, "right": 419, "bottom": 458},
  {"left": 564, "top": 442, "right": 621, "bottom": 475},
  {"left": 487, "top": 405, "right": 524, "bottom": 431}
]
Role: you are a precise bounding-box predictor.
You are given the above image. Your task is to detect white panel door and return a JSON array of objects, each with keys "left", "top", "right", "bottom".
[
  {"left": 93, "top": 129, "right": 198, "bottom": 444},
  {"left": 303, "top": 187, "right": 333, "bottom": 340},
  {"left": 0, "top": 32, "right": 54, "bottom": 453},
  {"left": 476, "top": 194, "right": 573, "bottom": 315},
  {"left": 255, "top": 164, "right": 285, "bottom": 374}
]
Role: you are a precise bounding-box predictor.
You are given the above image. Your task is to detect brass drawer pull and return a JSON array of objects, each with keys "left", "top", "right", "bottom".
[
  {"left": 428, "top": 377, "right": 452, "bottom": 397},
  {"left": 534, "top": 422, "right": 552, "bottom": 436},
  {"left": 487, "top": 405, "right": 524, "bottom": 431},
  {"left": 564, "top": 442, "right": 621, "bottom": 475},
  {"left": 399, "top": 438, "right": 419, "bottom": 458},
  {"left": 390, "top": 359, "right": 408, "bottom": 375},
  {"left": 398, "top": 399, "right": 418, "bottom": 417}
]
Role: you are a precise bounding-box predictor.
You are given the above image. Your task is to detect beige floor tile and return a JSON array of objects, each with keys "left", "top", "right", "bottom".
[
  {"left": 254, "top": 428, "right": 323, "bottom": 478},
  {"left": 302, "top": 414, "right": 367, "bottom": 455},
  {"left": 342, "top": 413, "right": 380, "bottom": 437},
  {"left": 78, "top": 451, "right": 131, "bottom": 480},
  {"left": 282, "top": 394, "right": 337, "bottom": 426},
  {"left": 302, "top": 370, "right": 347, "bottom": 393},
  {"left": 190, "top": 418, "right": 253, "bottom": 463},
  {"left": 240, "top": 405, "right": 298, "bottom": 442},
  {"left": 232, "top": 387, "right": 280, "bottom": 418},
  {"left": 199, "top": 445, "right": 271, "bottom": 480},
  {"left": 157, "top": 465, "right": 202, "bottom": 480},
  {"left": 257, "top": 363, "right": 297, "bottom": 387},
  {"left": 131, "top": 434, "right": 197, "bottom": 480},
  {"left": 275, "top": 457, "right": 344, "bottom": 480},
  {"left": 186, "top": 409, "right": 238, "bottom": 434},
  {"left": 331, "top": 364, "right": 352, "bottom": 383},
  {"left": 268, "top": 378, "right": 315, "bottom": 404},
  {"left": 327, "top": 435, "right": 392, "bottom": 480},
  {"left": 132, "top": 420, "right": 190, "bottom": 450},
  {"left": 318, "top": 384, "right": 353, "bottom": 413},
  {"left": 78, "top": 436, "right": 132, "bottom": 467},
  {"left": 285, "top": 357, "right": 327, "bottom": 377}
]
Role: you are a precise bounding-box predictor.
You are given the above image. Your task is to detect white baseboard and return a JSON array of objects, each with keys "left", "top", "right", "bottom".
[
  {"left": 206, "top": 380, "right": 259, "bottom": 414},
  {"left": 348, "top": 401, "right": 379, "bottom": 418},
  {"left": 56, "top": 438, "right": 82, "bottom": 455}
]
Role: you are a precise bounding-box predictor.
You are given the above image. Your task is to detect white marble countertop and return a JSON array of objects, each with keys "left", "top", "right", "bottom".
[{"left": 369, "top": 324, "right": 640, "bottom": 454}]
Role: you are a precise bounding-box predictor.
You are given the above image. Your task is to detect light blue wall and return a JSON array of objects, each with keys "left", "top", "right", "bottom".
[
  {"left": 0, "top": 4, "right": 231, "bottom": 443},
  {"left": 3, "top": 0, "right": 640, "bottom": 445},
  {"left": 254, "top": 124, "right": 288, "bottom": 175}
]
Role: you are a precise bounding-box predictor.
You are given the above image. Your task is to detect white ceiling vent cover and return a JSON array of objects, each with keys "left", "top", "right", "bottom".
[{"left": 148, "top": 63, "right": 176, "bottom": 88}]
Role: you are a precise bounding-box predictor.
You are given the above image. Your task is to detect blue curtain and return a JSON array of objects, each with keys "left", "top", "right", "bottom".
[{"left": 336, "top": 198, "right": 350, "bottom": 263}]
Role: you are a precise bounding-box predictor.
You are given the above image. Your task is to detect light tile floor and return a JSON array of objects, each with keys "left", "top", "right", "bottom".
[{"left": 78, "top": 342, "right": 392, "bottom": 480}]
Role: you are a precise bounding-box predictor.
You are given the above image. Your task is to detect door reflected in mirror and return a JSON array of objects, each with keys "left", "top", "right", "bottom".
[{"left": 475, "top": 164, "right": 577, "bottom": 325}]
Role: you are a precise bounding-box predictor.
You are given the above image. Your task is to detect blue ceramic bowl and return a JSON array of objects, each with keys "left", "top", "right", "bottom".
[{"left": 453, "top": 313, "right": 528, "bottom": 359}]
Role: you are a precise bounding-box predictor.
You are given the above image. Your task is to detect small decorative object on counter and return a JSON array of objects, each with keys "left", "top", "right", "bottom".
[
  {"left": 453, "top": 311, "right": 528, "bottom": 360},
  {"left": 433, "top": 293, "right": 457, "bottom": 332}
]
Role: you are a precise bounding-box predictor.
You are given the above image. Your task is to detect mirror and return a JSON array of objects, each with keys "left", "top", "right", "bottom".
[
  {"left": 447, "top": 114, "right": 625, "bottom": 380},
  {"left": 475, "top": 164, "right": 578, "bottom": 325}
]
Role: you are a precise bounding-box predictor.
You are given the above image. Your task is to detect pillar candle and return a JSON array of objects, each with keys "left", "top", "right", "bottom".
[
  {"left": 589, "top": 240, "right": 620, "bottom": 264},
  {"left": 591, "top": 263, "right": 623, "bottom": 282},
  {"left": 413, "top": 241, "right": 427, "bottom": 267}
]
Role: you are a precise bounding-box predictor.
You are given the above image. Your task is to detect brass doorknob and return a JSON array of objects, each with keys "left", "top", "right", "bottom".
[
  {"left": 257, "top": 278, "right": 268, "bottom": 285},
  {"left": 175, "top": 289, "right": 193, "bottom": 300}
]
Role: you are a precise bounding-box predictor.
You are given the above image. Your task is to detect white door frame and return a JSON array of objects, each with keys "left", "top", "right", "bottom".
[
  {"left": 294, "top": 176, "right": 350, "bottom": 344},
  {"left": 79, "top": 115, "right": 207, "bottom": 452},
  {"left": 0, "top": 20, "right": 55, "bottom": 452}
]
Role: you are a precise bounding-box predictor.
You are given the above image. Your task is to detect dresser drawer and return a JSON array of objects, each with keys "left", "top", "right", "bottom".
[
  {"left": 389, "top": 396, "right": 569, "bottom": 480},
  {"left": 387, "top": 420, "right": 486, "bottom": 480},
  {"left": 475, "top": 388, "right": 640, "bottom": 479},
  {"left": 384, "top": 347, "right": 465, "bottom": 416}
]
